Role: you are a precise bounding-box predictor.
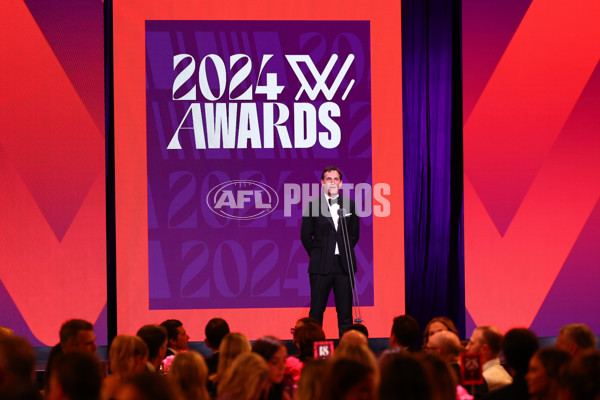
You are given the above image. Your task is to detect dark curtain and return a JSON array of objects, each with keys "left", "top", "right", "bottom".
[{"left": 401, "top": 0, "right": 465, "bottom": 339}]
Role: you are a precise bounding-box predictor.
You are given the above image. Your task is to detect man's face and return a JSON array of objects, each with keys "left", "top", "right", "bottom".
[
  {"left": 321, "top": 170, "right": 342, "bottom": 197},
  {"left": 467, "top": 329, "right": 484, "bottom": 354},
  {"left": 64, "top": 330, "right": 97, "bottom": 354},
  {"left": 172, "top": 326, "right": 189, "bottom": 351},
  {"left": 555, "top": 333, "right": 575, "bottom": 355}
]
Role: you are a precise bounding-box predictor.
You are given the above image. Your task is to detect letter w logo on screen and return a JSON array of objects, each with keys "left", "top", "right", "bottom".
[
  {"left": 286, "top": 54, "right": 355, "bottom": 101},
  {"left": 463, "top": 0, "right": 600, "bottom": 332}
]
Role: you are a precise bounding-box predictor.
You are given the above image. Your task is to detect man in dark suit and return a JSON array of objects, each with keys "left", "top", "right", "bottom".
[{"left": 301, "top": 166, "right": 360, "bottom": 338}]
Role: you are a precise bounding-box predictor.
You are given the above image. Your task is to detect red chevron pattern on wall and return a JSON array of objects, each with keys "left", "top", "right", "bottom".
[
  {"left": 0, "top": 0, "right": 106, "bottom": 346},
  {"left": 463, "top": 0, "right": 600, "bottom": 336}
]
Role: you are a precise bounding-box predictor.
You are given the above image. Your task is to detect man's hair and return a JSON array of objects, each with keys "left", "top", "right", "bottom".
[
  {"left": 502, "top": 328, "right": 539, "bottom": 376},
  {"left": 559, "top": 324, "right": 596, "bottom": 351},
  {"left": 476, "top": 326, "right": 503, "bottom": 356},
  {"left": 205, "top": 318, "right": 230, "bottom": 350},
  {"left": 0, "top": 336, "right": 36, "bottom": 384},
  {"left": 51, "top": 351, "right": 103, "bottom": 400},
  {"left": 59, "top": 319, "right": 93, "bottom": 347},
  {"left": 137, "top": 325, "right": 167, "bottom": 360},
  {"left": 430, "top": 331, "right": 462, "bottom": 357},
  {"left": 345, "top": 324, "right": 369, "bottom": 339},
  {"left": 391, "top": 315, "right": 420, "bottom": 351},
  {"left": 321, "top": 166, "right": 342, "bottom": 181},
  {"left": 160, "top": 319, "right": 183, "bottom": 343}
]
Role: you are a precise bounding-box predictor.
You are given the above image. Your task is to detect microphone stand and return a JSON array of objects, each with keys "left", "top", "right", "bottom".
[{"left": 337, "top": 207, "right": 362, "bottom": 324}]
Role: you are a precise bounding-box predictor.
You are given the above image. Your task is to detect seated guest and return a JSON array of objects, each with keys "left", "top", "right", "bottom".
[
  {"left": 559, "top": 350, "right": 600, "bottom": 400},
  {"left": 217, "top": 352, "right": 270, "bottom": 400},
  {"left": 555, "top": 324, "right": 596, "bottom": 357},
  {"left": 320, "top": 358, "right": 377, "bottom": 400},
  {"left": 116, "top": 372, "right": 176, "bottom": 400},
  {"left": 486, "top": 328, "right": 539, "bottom": 400},
  {"left": 345, "top": 324, "right": 369, "bottom": 339},
  {"left": 252, "top": 337, "right": 291, "bottom": 400},
  {"left": 417, "top": 352, "right": 463, "bottom": 400},
  {"left": 466, "top": 326, "right": 512, "bottom": 391},
  {"left": 379, "top": 349, "right": 431, "bottom": 400},
  {"left": 333, "top": 342, "right": 378, "bottom": 378},
  {"left": 137, "top": 325, "right": 168, "bottom": 373},
  {"left": 292, "top": 322, "right": 325, "bottom": 363},
  {"left": 422, "top": 317, "right": 460, "bottom": 349},
  {"left": 47, "top": 351, "right": 103, "bottom": 400},
  {"left": 0, "top": 336, "right": 42, "bottom": 400},
  {"left": 209, "top": 333, "right": 251, "bottom": 396},
  {"left": 390, "top": 315, "right": 420, "bottom": 352},
  {"left": 104, "top": 335, "right": 149, "bottom": 400},
  {"left": 160, "top": 319, "right": 189, "bottom": 357},
  {"left": 0, "top": 326, "right": 14, "bottom": 337},
  {"left": 169, "top": 352, "right": 210, "bottom": 400},
  {"left": 45, "top": 319, "right": 98, "bottom": 393},
  {"left": 294, "top": 359, "right": 330, "bottom": 400},
  {"left": 525, "top": 347, "right": 570, "bottom": 400},
  {"left": 428, "top": 331, "right": 487, "bottom": 399},
  {"left": 204, "top": 318, "right": 230, "bottom": 375},
  {"left": 339, "top": 330, "right": 368, "bottom": 347}
]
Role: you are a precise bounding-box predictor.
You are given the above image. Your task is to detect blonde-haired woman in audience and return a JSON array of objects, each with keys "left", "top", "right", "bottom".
[
  {"left": 169, "top": 351, "right": 210, "bottom": 400},
  {"left": 294, "top": 359, "right": 330, "bottom": 400},
  {"left": 104, "top": 334, "right": 149, "bottom": 400},
  {"left": 208, "top": 332, "right": 252, "bottom": 397},
  {"left": 332, "top": 341, "right": 380, "bottom": 387},
  {"left": 217, "top": 352, "right": 270, "bottom": 400}
]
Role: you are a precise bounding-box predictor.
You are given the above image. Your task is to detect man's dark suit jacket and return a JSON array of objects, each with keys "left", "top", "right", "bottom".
[{"left": 301, "top": 195, "right": 359, "bottom": 274}]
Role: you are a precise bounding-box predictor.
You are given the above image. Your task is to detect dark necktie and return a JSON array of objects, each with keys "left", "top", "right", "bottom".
[{"left": 328, "top": 197, "right": 338, "bottom": 206}]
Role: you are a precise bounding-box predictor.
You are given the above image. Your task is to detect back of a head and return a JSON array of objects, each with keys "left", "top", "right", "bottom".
[
  {"left": 429, "top": 330, "right": 463, "bottom": 357},
  {"left": 137, "top": 325, "right": 167, "bottom": 361},
  {"left": 252, "top": 336, "right": 284, "bottom": 361},
  {"left": 109, "top": 335, "right": 149, "bottom": 377},
  {"left": 345, "top": 324, "right": 369, "bottom": 339},
  {"left": 293, "top": 322, "right": 325, "bottom": 362},
  {"left": 391, "top": 315, "right": 420, "bottom": 351},
  {"left": 295, "top": 359, "right": 330, "bottom": 400},
  {"left": 340, "top": 330, "right": 368, "bottom": 347},
  {"left": 417, "top": 352, "right": 457, "bottom": 400},
  {"left": 160, "top": 320, "right": 183, "bottom": 345},
  {"left": 477, "top": 326, "right": 503, "bottom": 357},
  {"left": 50, "top": 351, "right": 103, "bottom": 400},
  {"left": 205, "top": 318, "right": 230, "bottom": 351},
  {"left": 0, "top": 326, "right": 14, "bottom": 338},
  {"left": 559, "top": 324, "right": 597, "bottom": 353},
  {"left": 0, "top": 336, "right": 36, "bottom": 387},
  {"left": 59, "top": 319, "right": 93, "bottom": 348},
  {"left": 333, "top": 342, "right": 378, "bottom": 372},
  {"left": 217, "top": 333, "right": 251, "bottom": 377},
  {"left": 560, "top": 350, "right": 600, "bottom": 400},
  {"left": 119, "top": 372, "right": 176, "bottom": 400},
  {"left": 169, "top": 352, "right": 209, "bottom": 400},
  {"left": 379, "top": 349, "right": 431, "bottom": 400},
  {"left": 502, "top": 328, "right": 539, "bottom": 376},
  {"left": 217, "top": 352, "right": 269, "bottom": 400},
  {"left": 321, "top": 358, "right": 375, "bottom": 400}
]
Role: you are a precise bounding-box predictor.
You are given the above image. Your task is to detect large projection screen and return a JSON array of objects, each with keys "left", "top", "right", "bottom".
[
  {"left": 114, "top": 0, "right": 403, "bottom": 340},
  {"left": 463, "top": 0, "right": 600, "bottom": 336},
  {"left": 0, "top": 0, "right": 106, "bottom": 346}
]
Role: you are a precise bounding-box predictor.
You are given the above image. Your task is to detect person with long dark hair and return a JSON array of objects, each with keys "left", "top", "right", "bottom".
[{"left": 252, "top": 337, "right": 291, "bottom": 400}]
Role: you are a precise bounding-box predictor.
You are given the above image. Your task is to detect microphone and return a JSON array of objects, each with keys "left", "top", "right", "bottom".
[{"left": 338, "top": 208, "right": 347, "bottom": 217}]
